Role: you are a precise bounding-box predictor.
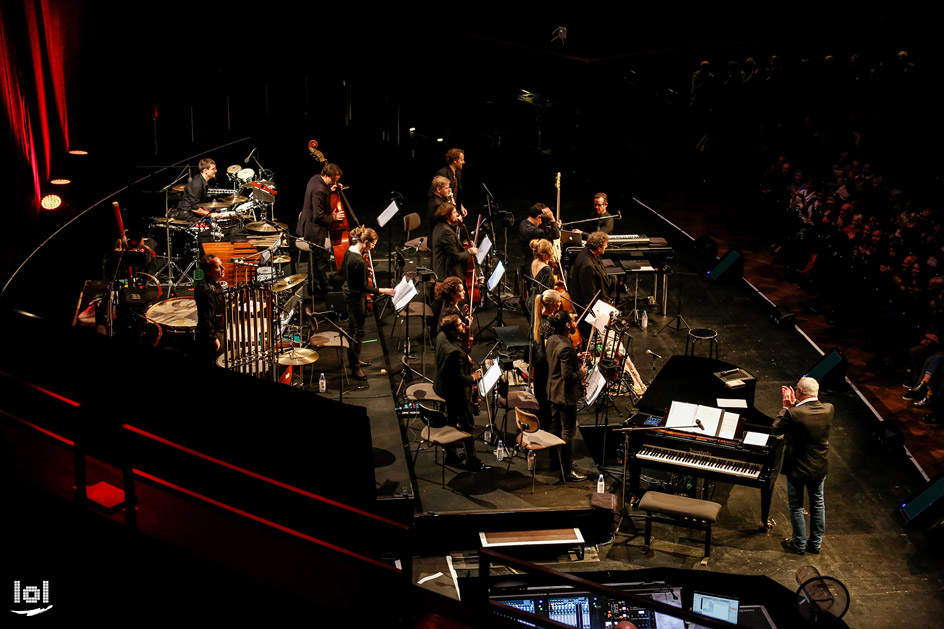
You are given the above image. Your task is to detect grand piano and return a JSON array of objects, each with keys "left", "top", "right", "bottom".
[{"left": 626, "top": 356, "right": 784, "bottom": 530}]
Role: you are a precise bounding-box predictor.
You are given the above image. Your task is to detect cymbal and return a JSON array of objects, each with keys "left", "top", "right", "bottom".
[
  {"left": 226, "top": 164, "right": 242, "bottom": 174},
  {"left": 151, "top": 217, "right": 190, "bottom": 226},
  {"left": 272, "top": 255, "right": 291, "bottom": 264},
  {"left": 222, "top": 195, "right": 248, "bottom": 204},
  {"left": 271, "top": 273, "right": 307, "bottom": 292},
  {"left": 172, "top": 184, "right": 185, "bottom": 192},
  {"left": 245, "top": 221, "right": 287, "bottom": 234},
  {"left": 278, "top": 347, "right": 319, "bottom": 365},
  {"left": 197, "top": 200, "right": 233, "bottom": 209},
  {"left": 256, "top": 180, "right": 276, "bottom": 187}
]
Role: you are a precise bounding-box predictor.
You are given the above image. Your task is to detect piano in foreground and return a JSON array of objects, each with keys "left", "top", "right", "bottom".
[{"left": 626, "top": 356, "right": 784, "bottom": 530}]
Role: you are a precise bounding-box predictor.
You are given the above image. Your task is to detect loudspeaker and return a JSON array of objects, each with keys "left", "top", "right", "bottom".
[
  {"left": 899, "top": 474, "right": 944, "bottom": 531},
  {"left": 706, "top": 249, "right": 744, "bottom": 283},
  {"left": 694, "top": 236, "right": 718, "bottom": 260},
  {"left": 770, "top": 305, "right": 796, "bottom": 329},
  {"left": 802, "top": 347, "right": 846, "bottom": 390}
]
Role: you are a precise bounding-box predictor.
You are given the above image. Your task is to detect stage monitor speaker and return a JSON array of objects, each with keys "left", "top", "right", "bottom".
[
  {"left": 802, "top": 347, "right": 846, "bottom": 390},
  {"left": 694, "top": 236, "right": 718, "bottom": 261},
  {"left": 770, "top": 305, "right": 796, "bottom": 329},
  {"left": 898, "top": 474, "right": 944, "bottom": 531},
  {"left": 706, "top": 249, "right": 744, "bottom": 283}
]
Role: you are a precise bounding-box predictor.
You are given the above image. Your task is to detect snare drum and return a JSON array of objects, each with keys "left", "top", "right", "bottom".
[{"left": 233, "top": 200, "right": 257, "bottom": 221}]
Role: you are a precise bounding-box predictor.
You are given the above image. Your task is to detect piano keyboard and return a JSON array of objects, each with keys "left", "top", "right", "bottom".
[
  {"left": 608, "top": 233, "right": 650, "bottom": 246},
  {"left": 636, "top": 444, "right": 762, "bottom": 479}
]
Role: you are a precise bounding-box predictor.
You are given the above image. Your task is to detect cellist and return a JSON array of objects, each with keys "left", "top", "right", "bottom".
[{"left": 296, "top": 163, "right": 345, "bottom": 301}]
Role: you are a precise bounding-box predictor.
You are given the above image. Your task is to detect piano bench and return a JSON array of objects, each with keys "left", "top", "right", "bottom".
[{"left": 637, "top": 491, "right": 723, "bottom": 558}]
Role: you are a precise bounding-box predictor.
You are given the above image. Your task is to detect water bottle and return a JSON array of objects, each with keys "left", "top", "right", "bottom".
[
  {"left": 483, "top": 424, "right": 492, "bottom": 444},
  {"left": 318, "top": 372, "right": 326, "bottom": 393},
  {"left": 641, "top": 310, "right": 648, "bottom": 330},
  {"left": 496, "top": 439, "right": 505, "bottom": 461},
  {"left": 527, "top": 450, "right": 536, "bottom": 471},
  {"left": 597, "top": 474, "right": 605, "bottom": 493}
]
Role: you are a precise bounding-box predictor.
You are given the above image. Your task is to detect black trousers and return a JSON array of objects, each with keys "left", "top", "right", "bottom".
[
  {"left": 346, "top": 297, "right": 365, "bottom": 371},
  {"left": 551, "top": 401, "right": 578, "bottom": 473}
]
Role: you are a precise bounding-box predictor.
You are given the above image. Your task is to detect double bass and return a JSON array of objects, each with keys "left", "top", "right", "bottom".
[{"left": 308, "top": 140, "right": 351, "bottom": 272}]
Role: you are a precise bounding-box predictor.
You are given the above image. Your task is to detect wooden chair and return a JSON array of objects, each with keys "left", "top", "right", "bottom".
[{"left": 509, "top": 408, "right": 566, "bottom": 493}]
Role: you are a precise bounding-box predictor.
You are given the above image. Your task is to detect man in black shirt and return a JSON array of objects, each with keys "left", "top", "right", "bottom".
[
  {"left": 569, "top": 231, "right": 614, "bottom": 341},
  {"left": 426, "top": 175, "right": 453, "bottom": 238},
  {"left": 176, "top": 158, "right": 221, "bottom": 220},
  {"left": 194, "top": 253, "right": 225, "bottom": 362},
  {"left": 435, "top": 148, "right": 464, "bottom": 209},
  {"left": 592, "top": 192, "right": 615, "bottom": 234},
  {"left": 296, "top": 163, "right": 344, "bottom": 299},
  {"left": 518, "top": 203, "right": 561, "bottom": 259},
  {"left": 341, "top": 226, "right": 396, "bottom": 380},
  {"left": 433, "top": 314, "right": 490, "bottom": 472}
]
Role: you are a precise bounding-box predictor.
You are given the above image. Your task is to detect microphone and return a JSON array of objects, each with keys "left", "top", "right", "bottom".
[
  {"left": 695, "top": 419, "right": 705, "bottom": 430},
  {"left": 243, "top": 147, "right": 257, "bottom": 164},
  {"left": 646, "top": 349, "right": 663, "bottom": 359}
]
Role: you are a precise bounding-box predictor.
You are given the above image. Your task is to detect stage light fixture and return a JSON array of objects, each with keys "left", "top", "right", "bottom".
[
  {"left": 41, "top": 194, "right": 63, "bottom": 210},
  {"left": 50, "top": 178, "right": 71, "bottom": 185},
  {"left": 68, "top": 149, "right": 88, "bottom": 155},
  {"left": 436, "top": 137, "right": 443, "bottom": 142}
]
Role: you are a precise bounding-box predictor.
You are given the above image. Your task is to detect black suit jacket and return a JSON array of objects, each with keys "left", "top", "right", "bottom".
[
  {"left": 773, "top": 398, "right": 833, "bottom": 480},
  {"left": 433, "top": 331, "right": 474, "bottom": 402},
  {"left": 569, "top": 246, "right": 613, "bottom": 311},
  {"left": 431, "top": 220, "right": 471, "bottom": 282},
  {"left": 546, "top": 333, "right": 582, "bottom": 406},
  {"left": 296, "top": 175, "right": 333, "bottom": 245}
]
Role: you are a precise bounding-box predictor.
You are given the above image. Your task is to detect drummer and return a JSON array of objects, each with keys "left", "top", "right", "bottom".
[{"left": 176, "top": 157, "right": 221, "bottom": 220}]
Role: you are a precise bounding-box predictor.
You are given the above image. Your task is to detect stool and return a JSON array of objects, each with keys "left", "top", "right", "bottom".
[
  {"left": 638, "top": 490, "right": 722, "bottom": 559},
  {"left": 685, "top": 327, "right": 719, "bottom": 359}
]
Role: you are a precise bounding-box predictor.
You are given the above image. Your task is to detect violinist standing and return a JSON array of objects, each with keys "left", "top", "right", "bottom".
[
  {"left": 296, "top": 163, "right": 344, "bottom": 300},
  {"left": 546, "top": 310, "right": 589, "bottom": 482},
  {"left": 342, "top": 226, "right": 396, "bottom": 381}
]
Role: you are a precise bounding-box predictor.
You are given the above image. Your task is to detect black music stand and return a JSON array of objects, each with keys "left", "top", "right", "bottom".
[{"left": 656, "top": 267, "right": 692, "bottom": 335}]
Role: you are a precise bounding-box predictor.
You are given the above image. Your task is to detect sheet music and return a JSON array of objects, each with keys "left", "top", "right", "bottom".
[
  {"left": 487, "top": 261, "right": 504, "bottom": 292},
  {"left": 476, "top": 235, "right": 492, "bottom": 264},
  {"left": 584, "top": 367, "right": 606, "bottom": 405},
  {"left": 666, "top": 401, "right": 739, "bottom": 438},
  {"left": 477, "top": 360, "right": 501, "bottom": 397},
  {"left": 717, "top": 398, "right": 748, "bottom": 409},
  {"left": 377, "top": 200, "right": 399, "bottom": 228},
  {"left": 743, "top": 431, "right": 770, "bottom": 446},
  {"left": 392, "top": 276, "right": 417, "bottom": 311}
]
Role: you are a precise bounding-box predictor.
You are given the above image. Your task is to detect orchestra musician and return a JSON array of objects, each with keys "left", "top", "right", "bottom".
[
  {"left": 532, "top": 289, "right": 563, "bottom": 431},
  {"left": 430, "top": 202, "right": 477, "bottom": 326},
  {"left": 525, "top": 238, "right": 556, "bottom": 321},
  {"left": 426, "top": 175, "right": 453, "bottom": 238},
  {"left": 434, "top": 276, "right": 469, "bottom": 326},
  {"left": 592, "top": 192, "right": 615, "bottom": 234},
  {"left": 296, "top": 163, "right": 345, "bottom": 300},
  {"left": 194, "top": 254, "right": 225, "bottom": 363},
  {"left": 434, "top": 314, "right": 491, "bottom": 472},
  {"left": 546, "top": 310, "right": 588, "bottom": 482},
  {"left": 518, "top": 203, "right": 561, "bottom": 259},
  {"left": 176, "top": 158, "right": 220, "bottom": 220},
  {"left": 435, "top": 148, "right": 465, "bottom": 209},
  {"left": 341, "top": 226, "right": 396, "bottom": 381},
  {"left": 568, "top": 231, "right": 614, "bottom": 341}
]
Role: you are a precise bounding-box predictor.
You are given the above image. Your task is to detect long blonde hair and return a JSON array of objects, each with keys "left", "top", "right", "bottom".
[{"left": 533, "top": 289, "right": 562, "bottom": 341}]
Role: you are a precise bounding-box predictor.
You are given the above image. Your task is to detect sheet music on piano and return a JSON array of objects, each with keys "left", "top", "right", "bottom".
[{"left": 666, "top": 401, "right": 740, "bottom": 440}]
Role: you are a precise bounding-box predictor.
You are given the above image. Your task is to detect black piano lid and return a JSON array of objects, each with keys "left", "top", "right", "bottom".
[{"left": 635, "top": 355, "right": 774, "bottom": 428}]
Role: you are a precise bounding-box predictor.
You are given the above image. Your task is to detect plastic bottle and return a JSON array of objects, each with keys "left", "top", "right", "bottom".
[
  {"left": 597, "top": 474, "right": 605, "bottom": 493},
  {"left": 483, "top": 424, "right": 492, "bottom": 444},
  {"left": 641, "top": 310, "right": 648, "bottom": 330},
  {"left": 319, "top": 373, "right": 327, "bottom": 393},
  {"left": 527, "top": 450, "right": 536, "bottom": 470},
  {"left": 496, "top": 439, "right": 505, "bottom": 461}
]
